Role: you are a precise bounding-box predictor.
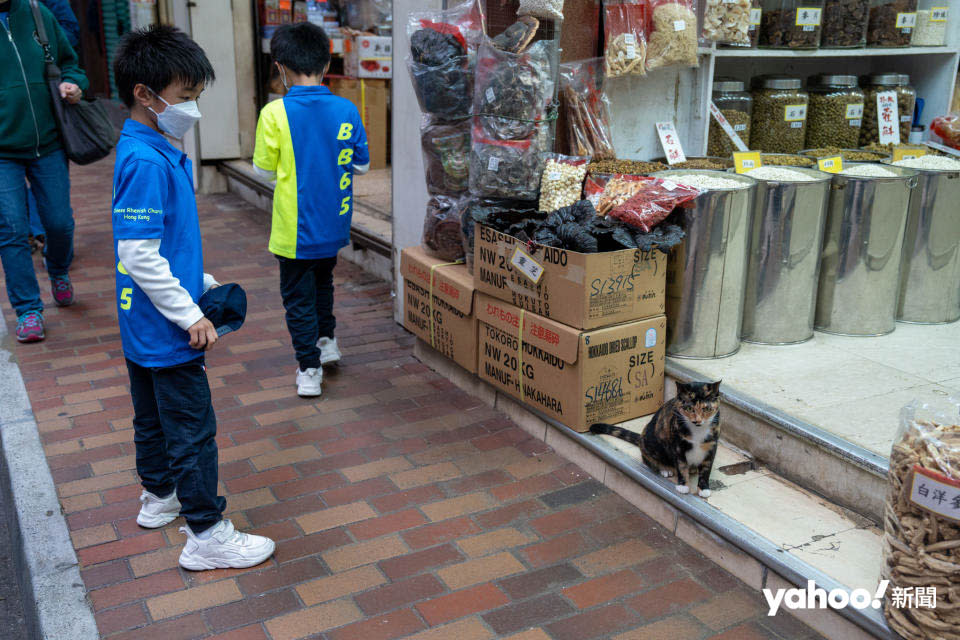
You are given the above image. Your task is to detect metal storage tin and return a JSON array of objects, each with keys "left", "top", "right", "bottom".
[
  {"left": 741, "top": 167, "right": 832, "bottom": 344},
  {"left": 815, "top": 164, "right": 918, "bottom": 336},
  {"left": 893, "top": 162, "right": 960, "bottom": 324},
  {"left": 653, "top": 171, "right": 758, "bottom": 359}
]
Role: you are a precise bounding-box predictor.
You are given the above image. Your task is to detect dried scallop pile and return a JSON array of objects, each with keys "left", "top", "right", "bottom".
[{"left": 883, "top": 417, "right": 960, "bottom": 640}]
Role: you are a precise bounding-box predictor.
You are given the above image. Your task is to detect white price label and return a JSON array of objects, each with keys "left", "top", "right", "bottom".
[
  {"left": 790, "top": 121, "right": 804, "bottom": 129},
  {"left": 931, "top": 7, "right": 948, "bottom": 22},
  {"left": 488, "top": 156, "right": 500, "bottom": 172},
  {"left": 485, "top": 87, "right": 495, "bottom": 103},
  {"left": 510, "top": 247, "right": 544, "bottom": 284},
  {"left": 901, "top": 115, "right": 912, "bottom": 123},
  {"left": 877, "top": 91, "right": 901, "bottom": 145},
  {"left": 846, "top": 103, "right": 864, "bottom": 120},
  {"left": 896, "top": 12, "right": 917, "bottom": 28},
  {"left": 850, "top": 119, "right": 862, "bottom": 128},
  {"left": 547, "top": 171, "right": 561, "bottom": 181},
  {"left": 802, "top": 25, "right": 815, "bottom": 31},
  {"left": 750, "top": 7, "right": 762, "bottom": 25},
  {"left": 623, "top": 33, "right": 636, "bottom": 45},
  {"left": 656, "top": 121, "right": 687, "bottom": 164},
  {"left": 734, "top": 123, "right": 748, "bottom": 132},
  {"left": 722, "top": 0, "right": 737, "bottom": 3},
  {"left": 660, "top": 180, "right": 679, "bottom": 191},
  {"left": 784, "top": 104, "right": 808, "bottom": 122},
  {"left": 673, "top": 19, "right": 687, "bottom": 31},
  {"left": 708, "top": 102, "right": 749, "bottom": 152},
  {"left": 626, "top": 45, "right": 637, "bottom": 59},
  {"left": 909, "top": 465, "right": 960, "bottom": 524},
  {"left": 795, "top": 7, "right": 822, "bottom": 26}
]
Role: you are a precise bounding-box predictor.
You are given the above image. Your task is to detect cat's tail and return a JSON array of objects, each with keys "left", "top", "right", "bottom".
[{"left": 589, "top": 423, "right": 642, "bottom": 446}]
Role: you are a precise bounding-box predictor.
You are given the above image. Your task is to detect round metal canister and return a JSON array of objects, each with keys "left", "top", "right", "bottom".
[
  {"left": 814, "top": 164, "right": 918, "bottom": 336},
  {"left": 741, "top": 167, "right": 832, "bottom": 344},
  {"left": 893, "top": 162, "right": 960, "bottom": 324},
  {"left": 652, "top": 171, "right": 757, "bottom": 359}
]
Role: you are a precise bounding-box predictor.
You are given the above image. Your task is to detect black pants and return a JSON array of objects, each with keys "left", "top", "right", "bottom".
[
  {"left": 278, "top": 255, "right": 337, "bottom": 370},
  {"left": 126, "top": 358, "right": 225, "bottom": 534}
]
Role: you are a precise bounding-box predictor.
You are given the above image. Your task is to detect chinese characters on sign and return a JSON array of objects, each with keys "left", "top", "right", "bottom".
[
  {"left": 876, "top": 91, "right": 900, "bottom": 145},
  {"left": 890, "top": 587, "right": 938, "bottom": 609},
  {"left": 510, "top": 247, "right": 545, "bottom": 284},
  {"left": 910, "top": 465, "right": 960, "bottom": 523},
  {"left": 784, "top": 104, "right": 808, "bottom": 129},
  {"left": 846, "top": 103, "right": 864, "bottom": 128},
  {"left": 655, "top": 121, "right": 687, "bottom": 164},
  {"left": 931, "top": 7, "right": 948, "bottom": 22},
  {"left": 795, "top": 7, "right": 822, "bottom": 31}
]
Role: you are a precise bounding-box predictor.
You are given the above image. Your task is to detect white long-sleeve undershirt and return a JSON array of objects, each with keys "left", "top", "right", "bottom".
[{"left": 116, "top": 238, "right": 218, "bottom": 331}]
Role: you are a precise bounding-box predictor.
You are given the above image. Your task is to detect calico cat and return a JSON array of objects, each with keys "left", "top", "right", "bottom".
[{"left": 590, "top": 380, "right": 721, "bottom": 498}]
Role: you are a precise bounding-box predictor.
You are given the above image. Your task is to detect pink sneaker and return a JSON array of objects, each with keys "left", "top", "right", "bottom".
[
  {"left": 51, "top": 275, "right": 75, "bottom": 307},
  {"left": 16, "top": 312, "right": 45, "bottom": 343}
]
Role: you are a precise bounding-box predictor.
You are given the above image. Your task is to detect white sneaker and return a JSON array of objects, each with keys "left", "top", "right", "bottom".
[
  {"left": 137, "top": 490, "right": 181, "bottom": 528},
  {"left": 178, "top": 519, "right": 275, "bottom": 571},
  {"left": 296, "top": 367, "right": 322, "bottom": 397},
  {"left": 318, "top": 337, "right": 341, "bottom": 365}
]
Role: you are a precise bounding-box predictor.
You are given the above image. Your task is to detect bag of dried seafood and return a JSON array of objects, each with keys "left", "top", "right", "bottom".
[
  {"left": 469, "top": 128, "right": 544, "bottom": 200},
  {"left": 473, "top": 40, "right": 555, "bottom": 141},
  {"left": 538, "top": 154, "right": 591, "bottom": 212},
  {"left": 420, "top": 116, "right": 471, "bottom": 196},
  {"left": 559, "top": 58, "right": 616, "bottom": 160},
  {"left": 603, "top": 1, "right": 647, "bottom": 78},
  {"left": 883, "top": 398, "right": 960, "bottom": 640},
  {"left": 646, "top": 0, "right": 700, "bottom": 70}
]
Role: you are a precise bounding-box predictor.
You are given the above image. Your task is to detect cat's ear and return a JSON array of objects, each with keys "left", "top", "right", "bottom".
[{"left": 710, "top": 380, "right": 722, "bottom": 394}]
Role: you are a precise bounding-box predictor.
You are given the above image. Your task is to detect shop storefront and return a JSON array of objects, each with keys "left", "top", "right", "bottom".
[{"left": 392, "top": 1, "right": 960, "bottom": 638}]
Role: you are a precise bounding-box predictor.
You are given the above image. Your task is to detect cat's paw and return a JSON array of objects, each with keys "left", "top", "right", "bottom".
[
  {"left": 660, "top": 470, "right": 673, "bottom": 478},
  {"left": 675, "top": 484, "right": 690, "bottom": 494},
  {"left": 699, "top": 488, "right": 711, "bottom": 498}
]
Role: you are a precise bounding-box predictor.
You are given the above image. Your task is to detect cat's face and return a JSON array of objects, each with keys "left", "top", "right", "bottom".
[{"left": 675, "top": 381, "right": 721, "bottom": 425}]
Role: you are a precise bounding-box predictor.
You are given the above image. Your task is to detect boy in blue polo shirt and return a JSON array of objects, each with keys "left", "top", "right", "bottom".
[
  {"left": 111, "top": 25, "right": 274, "bottom": 570},
  {"left": 253, "top": 22, "right": 369, "bottom": 398}
]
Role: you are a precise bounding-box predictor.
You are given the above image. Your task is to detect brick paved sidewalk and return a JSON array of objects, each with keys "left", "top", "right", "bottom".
[{"left": 1, "top": 156, "right": 823, "bottom": 640}]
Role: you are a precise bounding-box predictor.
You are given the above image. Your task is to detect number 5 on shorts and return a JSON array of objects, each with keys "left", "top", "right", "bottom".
[{"left": 120, "top": 288, "right": 132, "bottom": 310}]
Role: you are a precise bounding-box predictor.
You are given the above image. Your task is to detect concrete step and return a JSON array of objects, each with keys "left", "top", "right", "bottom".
[
  {"left": 668, "top": 359, "right": 889, "bottom": 525},
  {"left": 414, "top": 340, "right": 899, "bottom": 640}
]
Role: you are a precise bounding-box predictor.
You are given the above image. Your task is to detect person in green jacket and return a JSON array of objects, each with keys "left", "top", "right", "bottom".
[{"left": 0, "top": 0, "right": 88, "bottom": 342}]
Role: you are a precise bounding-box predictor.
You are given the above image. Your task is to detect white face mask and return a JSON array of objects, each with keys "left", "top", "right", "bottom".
[{"left": 148, "top": 89, "right": 202, "bottom": 139}]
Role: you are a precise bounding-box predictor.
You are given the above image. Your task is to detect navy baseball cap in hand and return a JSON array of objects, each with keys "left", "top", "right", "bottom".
[{"left": 198, "top": 283, "right": 247, "bottom": 337}]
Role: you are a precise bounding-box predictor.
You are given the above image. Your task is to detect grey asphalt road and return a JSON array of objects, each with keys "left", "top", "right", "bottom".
[{"left": 0, "top": 452, "right": 28, "bottom": 639}]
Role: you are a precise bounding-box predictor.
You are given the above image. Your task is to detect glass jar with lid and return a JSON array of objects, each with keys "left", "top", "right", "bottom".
[
  {"left": 867, "top": 0, "right": 919, "bottom": 47},
  {"left": 750, "top": 75, "right": 810, "bottom": 153},
  {"left": 759, "top": 0, "right": 825, "bottom": 48},
  {"left": 708, "top": 78, "right": 753, "bottom": 157},
  {"left": 912, "top": 0, "right": 948, "bottom": 46},
  {"left": 820, "top": 0, "right": 870, "bottom": 47},
  {"left": 859, "top": 73, "right": 917, "bottom": 146},
  {"left": 805, "top": 75, "right": 865, "bottom": 149}
]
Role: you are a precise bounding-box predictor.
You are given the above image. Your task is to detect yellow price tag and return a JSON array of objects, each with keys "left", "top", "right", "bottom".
[
  {"left": 817, "top": 156, "right": 843, "bottom": 173},
  {"left": 734, "top": 151, "right": 761, "bottom": 174},
  {"left": 892, "top": 147, "right": 927, "bottom": 162}
]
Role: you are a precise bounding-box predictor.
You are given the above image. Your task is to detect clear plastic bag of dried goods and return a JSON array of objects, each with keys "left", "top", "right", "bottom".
[
  {"left": 601, "top": 175, "right": 701, "bottom": 231},
  {"left": 702, "top": 0, "right": 753, "bottom": 45},
  {"left": 518, "top": 0, "right": 564, "bottom": 22},
  {"left": 539, "top": 154, "right": 591, "bottom": 212},
  {"left": 931, "top": 114, "right": 960, "bottom": 150},
  {"left": 883, "top": 397, "right": 960, "bottom": 640},
  {"left": 473, "top": 40, "right": 555, "bottom": 141},
  {"left": 469, "top": 129, "right": 544, "bottom": 200},
  {"left": 422, "top": 195, "right": 469, "bottom": 262},
  {"left": 603, "top": 1, "right": 647, "bottom": 77},
  {"left": 421, "top": 116, "right": 471, "bottom": 196},
  {"left": 407, "top": 0, "right": 485, "bottom": 118},
  {"left": 646, "top": 0, "right": 700, "bottom": 70},
  {"left": 560, "top": 58, "right": 616, "bottom": 161}
]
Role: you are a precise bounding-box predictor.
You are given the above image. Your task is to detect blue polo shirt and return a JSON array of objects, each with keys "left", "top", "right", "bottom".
[
  {"left": 111, "top": 120, "right": 204, "bottom": 368},
  {"left": 253, "top": 85, "right": 370, "bottom": 259}
]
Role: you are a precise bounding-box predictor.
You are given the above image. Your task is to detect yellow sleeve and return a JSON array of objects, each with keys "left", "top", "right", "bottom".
[{"left": 253, "top": 104, "right": 279, "bottom": 172}]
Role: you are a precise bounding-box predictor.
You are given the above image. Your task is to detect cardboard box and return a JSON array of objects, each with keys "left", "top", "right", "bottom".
[
  {"left": 345, "top": 35, "right": 393, "bottom": 79},
  {"left": 327, "top": 77, "right": 388, "bottom": 170},
  {"left": 473, "top": 225, "right": 667, "bottom": 331},
  {"left": 401, "top": 248, "right": 478, "bottom": 374},
  {"left": 476, "top": 293, "right": 666, "bottom": 432}
]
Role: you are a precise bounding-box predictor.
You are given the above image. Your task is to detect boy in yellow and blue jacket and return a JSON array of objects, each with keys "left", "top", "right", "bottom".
[{"left": 253, "top": 22, "right": 369, "bottom": 398}]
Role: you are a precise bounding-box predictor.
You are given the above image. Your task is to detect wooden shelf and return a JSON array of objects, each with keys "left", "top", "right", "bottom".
[{"left": 701, "top": 46, "right": 959, "bottom": 58}]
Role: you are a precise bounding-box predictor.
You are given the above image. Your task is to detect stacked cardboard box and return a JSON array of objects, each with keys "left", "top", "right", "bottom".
[
  {"left": 471, "top": 225, "right": 667, "bottom": 432},
  {"left": 327, "top": 77, "right": 389, "bottom": 171}
]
